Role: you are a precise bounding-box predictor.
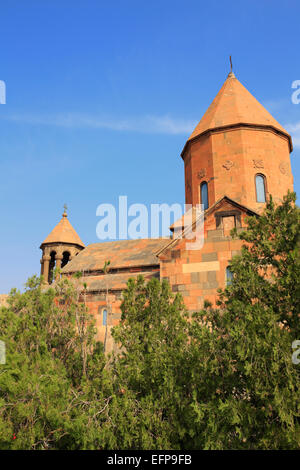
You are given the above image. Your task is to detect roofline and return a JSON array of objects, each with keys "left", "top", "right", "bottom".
[
  {"left": 204, "top": 195, "right": 260, "bottom": 218},
  {"left": 60, "top": 238, "right": 171, "bottom": 273},
  {"left": 181, "top": 122, "right": 293, "bottom": 158},
  {"left": 78, "top": 271, "right": 160, "bottom": 294},
  {"left": 156, "top": 195, "right": 259, "bottom": 256},
  {"left": 61, "top": 262, "right": 161, "bottom": 275},
  {"left": 85, "top": 237, "right": 170, "bottom": 248},
  {"left": 39, "top": 241, "right": 85, "bottom": 250}
]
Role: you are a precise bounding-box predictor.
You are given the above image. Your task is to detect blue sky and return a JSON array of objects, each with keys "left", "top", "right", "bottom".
[{"left": 0, "top": 0, "right": 299, "bottom": 293}]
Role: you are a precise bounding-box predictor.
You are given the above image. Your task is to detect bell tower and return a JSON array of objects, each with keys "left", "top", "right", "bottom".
[
  {"left": 182, "top": 71, "right": 294, "bottom": 212},
  {"left": 40, "top": 206, "right": 85, "bottom": 284}
]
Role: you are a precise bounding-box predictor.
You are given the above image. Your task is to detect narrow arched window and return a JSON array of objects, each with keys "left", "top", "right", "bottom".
[
  {"left": 49, "top": 251, "right": 56, "bottom": 284},
  {"left": 226, "top": 266, "right": 233, "bottom": 286},
  {"left": 255, "top": 174, "right": 266, "bottom": 203},
  {"left": 200, "top": 182, "right": 209, "bottom": 210},
  {"left": 61, "top": 251, "right": 70, "bottom": 268},
  {"left": 102, "top": 309, "right": 107, "bottom": 326}
]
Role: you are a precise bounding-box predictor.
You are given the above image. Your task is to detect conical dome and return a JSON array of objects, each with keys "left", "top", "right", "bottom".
[
  {"left": 182, "top": 71, "right": 294, "bottom": 211},
  {"left": 40, "top": 211, "right": 84, "bottom": 248},
  {"left": 183, "top": 72, "right": 292, "bottom": 154}
]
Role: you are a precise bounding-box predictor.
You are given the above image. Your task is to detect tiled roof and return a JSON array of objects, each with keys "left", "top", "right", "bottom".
[
  {"left": 184, "top": 72, "right": 292, "bottom": 153},
  {"left": 80, "top": 271, "right": 159, "bottom": 292},
  {"left": 61, "top": 238, "right": 170, "bottom": 273},
  {"left": 41, "top": 213, "right": 85, "bottom": 248}
]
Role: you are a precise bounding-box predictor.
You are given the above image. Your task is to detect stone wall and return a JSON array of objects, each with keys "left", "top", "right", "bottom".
[
  {"left": 184, "top": 127, "right": 293, "bottom": 213},
  {"left": 159, "top": 199, "right": 250, "bottom": 311}
]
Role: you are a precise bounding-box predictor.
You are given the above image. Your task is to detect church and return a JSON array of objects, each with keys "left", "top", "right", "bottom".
[{"left": 39, "top": 70, "right": 294, "bottom": 351}]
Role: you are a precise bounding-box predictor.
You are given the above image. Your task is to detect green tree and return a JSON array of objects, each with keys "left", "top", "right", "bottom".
[
  {"left": 0, "top": 275, "right": 110, "bottom": 449},
  {"left": 110, "top": 276, "right": 191, "bottom": 449},
  {"left": 185, "top": 191, "right": 300, "bottom": 449},
  {"left": 0, "top": 192, "right": 299, "bottom": 450}
]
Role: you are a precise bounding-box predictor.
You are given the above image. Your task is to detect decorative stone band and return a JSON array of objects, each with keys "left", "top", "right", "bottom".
[{"left": 182, "top": 261, "right": 220, "bottom": 273}]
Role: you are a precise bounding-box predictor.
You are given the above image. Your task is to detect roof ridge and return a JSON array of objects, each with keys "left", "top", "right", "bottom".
[
  {"left": 61, "top": 238, "right": 170, "bottom": 274},
  {"left": 156, "top": 196, "right": 259, "bottom": 256}
]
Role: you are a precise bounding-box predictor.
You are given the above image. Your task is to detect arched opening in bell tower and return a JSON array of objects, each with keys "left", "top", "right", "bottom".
[
  {"left": 48, "top": 251, "right": 56, "bottom": 284},
  {"left": 61, "top": 251, "right": 70, "bottom": 269}
]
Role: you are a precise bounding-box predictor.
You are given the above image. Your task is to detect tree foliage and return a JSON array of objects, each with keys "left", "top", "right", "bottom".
[
  {"left": 185, "top": 191, "right": 300, "bottom": 449},
  {"left": 0, "top": 192, "right": 299, "bottom": 449}
]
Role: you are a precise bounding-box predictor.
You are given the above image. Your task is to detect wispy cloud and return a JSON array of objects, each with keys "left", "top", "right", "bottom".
[
  {"left": 4, "top": 110, "right": 300, "bottom": 149},
  {"left": 1, "top": 112, "right": 196, "bottom": 135},
  {"left": 263, "top": 98, "right": 288, "bottom": 112},
  {"left": 285, "top": 121, "right": 300, "bottom": 148}
]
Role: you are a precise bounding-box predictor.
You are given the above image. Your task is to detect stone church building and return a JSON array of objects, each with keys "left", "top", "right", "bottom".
[{"left": 39, "top": 71, "right": 294, "bottom": 351}]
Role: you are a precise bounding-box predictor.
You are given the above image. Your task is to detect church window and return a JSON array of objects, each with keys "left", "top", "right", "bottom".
[
  {"left": 226, "top": 266, "right": 233, "bottom": 286},
  {"left": 200, "top": 182, "right": 209, "bottom": 210},
  {"left": 255, "top": 174, "right": 266, "bottom": 203},
  {"left": 102, "top": 309, "right": 108, "bottom": 326}
]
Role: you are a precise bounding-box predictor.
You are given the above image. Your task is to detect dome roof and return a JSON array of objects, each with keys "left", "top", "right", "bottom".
[
  {"left": 40, "top": 211, "right": 84, "bottom": 248},
  {"left": 182, "top": 72, "right": 292, "bottom": 155}
]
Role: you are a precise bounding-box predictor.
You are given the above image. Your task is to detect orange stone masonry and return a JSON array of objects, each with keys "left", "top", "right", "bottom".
[
  {"left": 40, "top": 209, "right": 85, "bottom": 284},
  {"left": 40, "top": 71, "right": 294, "bottom": 352},
  {"left": 158, "top": 197, "right": 256, "bottom": 311},
  {"left": 183, "top": 73, "right": 293, "bottom": 212}
]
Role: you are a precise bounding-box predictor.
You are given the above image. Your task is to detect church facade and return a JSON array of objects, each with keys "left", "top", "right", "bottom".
[{"left": 39, "top": 71, "right": 294, "bottom": 351}]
